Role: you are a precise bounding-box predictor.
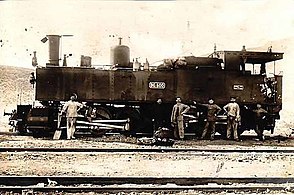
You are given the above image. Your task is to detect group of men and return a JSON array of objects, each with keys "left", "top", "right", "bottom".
[
  {"left": 60, "top": 94, "right": 267, "bottom": 141},
  {"left": 170, "top": 97, "right": 267, "bottom": 141}
]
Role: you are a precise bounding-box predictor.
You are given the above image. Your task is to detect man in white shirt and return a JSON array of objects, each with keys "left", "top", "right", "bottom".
[
  {"left": 62, "top": 94, "right": 83, "bottom": 139},
  {"left": 223, "top": 97, "right": 240, "bottom": 141}
]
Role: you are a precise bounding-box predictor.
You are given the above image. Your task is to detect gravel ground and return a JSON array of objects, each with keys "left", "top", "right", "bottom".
[
  {"left": 1, "top": 151, "right": 294, "bottom": 177},
  {"left": 1, "top": 132, "right": 294, "bottom": 149},
  {"left": 1, "top": 133, "right": 294, "bottom": 194},
  {"left": 0, "top": 133, "right": 294, "bottom": 177}
]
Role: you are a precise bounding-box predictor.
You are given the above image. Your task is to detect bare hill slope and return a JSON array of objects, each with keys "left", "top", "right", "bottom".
[{"left": 0, "top": 65, "right": 34, "bottom": 130}]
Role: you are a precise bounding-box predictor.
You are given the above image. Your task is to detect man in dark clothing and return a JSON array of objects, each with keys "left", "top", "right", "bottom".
[
  {"left": 195, "top": 99, "right": 221, "bottom": 140},
  {"left": 253, "top": 104, "right": 268, "bottom": 141},
  {"left": 153, "top": 98, "right": 166, "bottom": 131}
]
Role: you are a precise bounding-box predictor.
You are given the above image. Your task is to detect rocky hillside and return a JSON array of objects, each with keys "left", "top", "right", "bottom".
[{"left": 0, "top": 65, "right": 34, "bottom": 130}]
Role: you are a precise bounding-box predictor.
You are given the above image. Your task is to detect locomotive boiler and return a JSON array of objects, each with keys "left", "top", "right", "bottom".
[{"left": 11, "top": 35, "right": 283, "bottom": 138}]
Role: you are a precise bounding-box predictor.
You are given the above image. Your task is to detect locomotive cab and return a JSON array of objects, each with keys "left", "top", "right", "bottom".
[
  {"left": 217, "top": 48, "right": 283, "bottom": 75},
  {"left": 215, "top": 48, "right": 283, "bottom": 135}
]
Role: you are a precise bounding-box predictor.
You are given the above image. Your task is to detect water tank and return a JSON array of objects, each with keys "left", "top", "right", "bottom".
[{"left": 110, "top": 38, "right": 130, "bottom": 68}]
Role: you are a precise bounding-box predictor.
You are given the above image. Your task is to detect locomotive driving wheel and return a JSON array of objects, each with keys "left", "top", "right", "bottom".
[
  {"left": 95, "top": 107, "right": 112, "bottom": 120},
  {"left": 117, "top": 107, "right": 141, "bottom": 136},
  {"left": 90, "top": 106, "right": 112, "bottom": 136}
]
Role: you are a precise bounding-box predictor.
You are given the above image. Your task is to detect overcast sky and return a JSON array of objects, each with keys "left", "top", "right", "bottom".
[
  {"left": 1, "top": 0, "right": 294, "bottom": 120},
  {"left": 1, "top": 0, "right": 294, "bottom": 67}
]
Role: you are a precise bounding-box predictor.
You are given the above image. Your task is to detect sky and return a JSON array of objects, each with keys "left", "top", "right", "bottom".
[
  {"left": 1, "top": 0, "right": 294, "bottom": 121},
  {"left": 1, "top": 0, "right": 293, "bottom": 67}
]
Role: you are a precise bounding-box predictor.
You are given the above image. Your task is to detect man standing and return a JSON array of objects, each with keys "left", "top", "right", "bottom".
[
  {"left": 223, "top": 97, "right": 240, "bottom": 141},
  {"left": 153, "top": 98, "right": 166, "bottom": 131},
  {"left": 171, "top": 97, "right": 190, "bottom": 139},
  {"left": 253, "top": 104, "right": 268, "bottom": 141},
  {"left": 196, "top": 99, "right": 221, "bottom": 140},
  {"left": 62, "top": 94, "right": 83, "bottom": 139}
]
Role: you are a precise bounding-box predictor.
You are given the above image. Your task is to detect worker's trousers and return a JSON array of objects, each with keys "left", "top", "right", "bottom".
[
  {"left": 67, "top": 117, "right": 77, "bottom": 139},
  {"left": 226, "top": 116, "right": 238, "bottom": 140}
]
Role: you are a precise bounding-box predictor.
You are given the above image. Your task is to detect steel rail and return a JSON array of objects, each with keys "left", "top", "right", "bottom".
[
  {"left": 0, "top": 185, "right": 292, "bottom": 193},
  {"left": 1, "top": 176, "right": 294, "bottom": 185},
  {"left": 0, "top": 147, "right": 294, "bottom": 153},
  {"left": 0, "top": 176, "right": 293, "bottom": 193}
]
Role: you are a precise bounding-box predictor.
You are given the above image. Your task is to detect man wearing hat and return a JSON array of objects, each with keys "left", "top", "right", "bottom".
[
  {"left": 223, "top": 97, "right": 240, "bottom": 141},
  {"left": 171, "top": 97, "right": 190, "bottom": 139},
  {"left": 195, "top": 98, "right": 221, "bottom": 140},
  {"left": 62, "top": 94, "right": 84, "bottom": 139},
  {"left": 253, "top": 104, "right": 268, "bottom": 141}
]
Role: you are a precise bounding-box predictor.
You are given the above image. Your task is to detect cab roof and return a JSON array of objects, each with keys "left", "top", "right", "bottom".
[{"left": 217, "top": 50, "right": 283, "bottom": 64}]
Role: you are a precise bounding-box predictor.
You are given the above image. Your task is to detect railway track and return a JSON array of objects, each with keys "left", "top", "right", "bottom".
[
  {"left": 1, "top": 134, "right": 293, "bottom": 193},
  {"left": 0, "top": 147, "right": 294, "bottom": 153},
  {"left": 0, "top": 176, "right": 293, "bottom": 193}
]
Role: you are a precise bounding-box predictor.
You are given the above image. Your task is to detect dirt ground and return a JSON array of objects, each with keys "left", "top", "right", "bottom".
[
  {"left": 1, "top": 132, "right": 294, "bottom": 194},
  {"left": 1, "top": 129, "right": 294, "bottom": 148},
  {"left": 0, "top": 132, "right": 294, "bottom": 178},
  {"left": 1, "top": 149, "right": 294, "bottom": 177}
]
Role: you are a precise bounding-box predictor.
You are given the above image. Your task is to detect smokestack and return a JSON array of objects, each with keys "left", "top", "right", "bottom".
[{"left": 46, "top": 35, "right": 61, "bottom": 66}]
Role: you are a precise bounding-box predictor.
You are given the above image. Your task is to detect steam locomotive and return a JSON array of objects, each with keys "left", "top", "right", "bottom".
[{"left": 10, "top": 35, "right": 283, "bottom": 138}]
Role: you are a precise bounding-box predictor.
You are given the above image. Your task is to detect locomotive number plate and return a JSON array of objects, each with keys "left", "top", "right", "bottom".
[
  {"left": 233, "top": 84, "right": 244, "bottom": 90},
  {"left": 149, "top": 82, "right": 166, "bottom": 89}
]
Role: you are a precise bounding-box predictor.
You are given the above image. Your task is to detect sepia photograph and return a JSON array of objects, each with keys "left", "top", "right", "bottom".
[{"left": 0, "top": 0, "right": 294, "bottom": 194}]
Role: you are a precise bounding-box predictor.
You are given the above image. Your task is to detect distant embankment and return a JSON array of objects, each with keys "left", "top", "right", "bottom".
[{"left": 0, "top": 65, "right": 34, "bottom": 130}]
